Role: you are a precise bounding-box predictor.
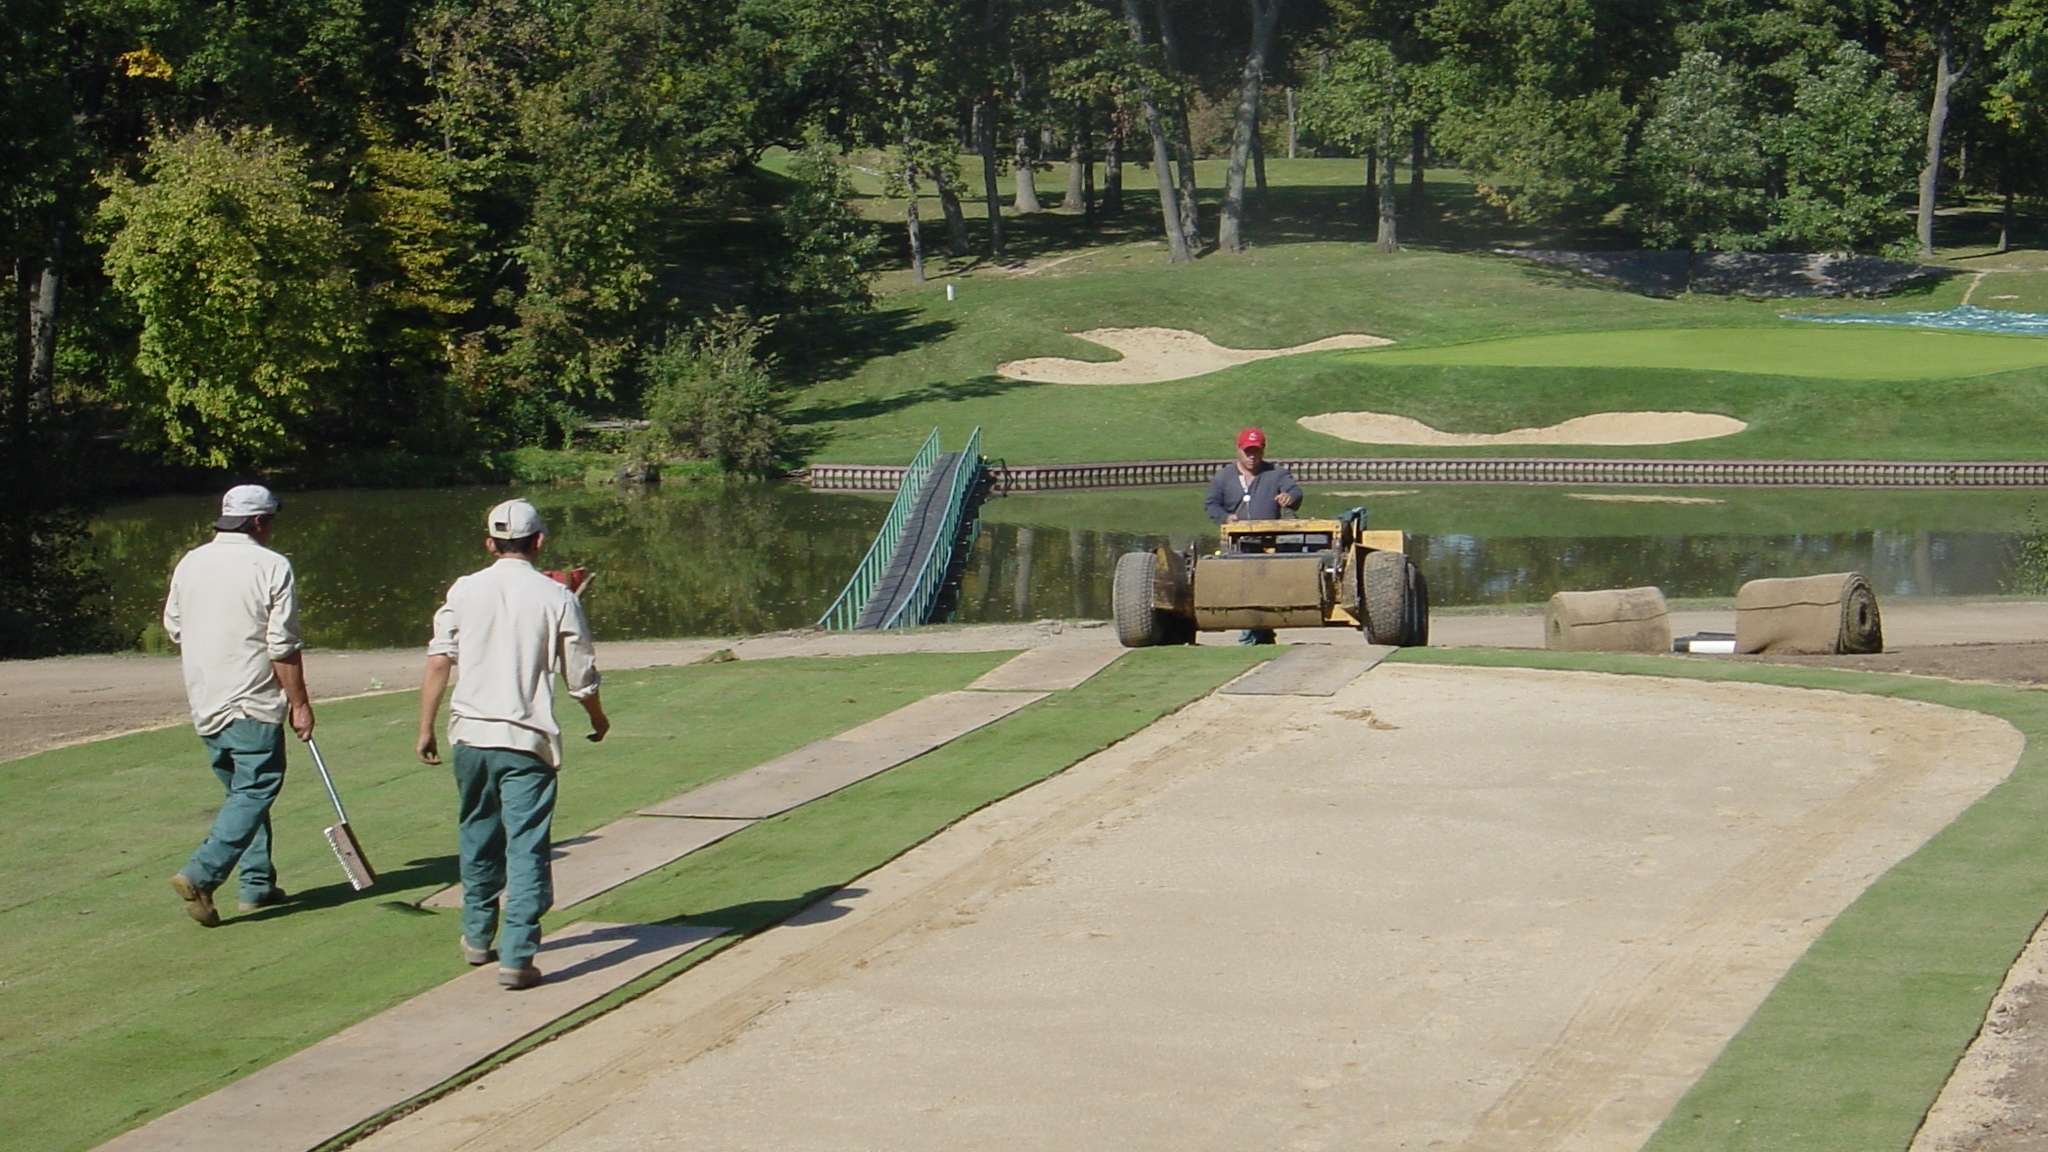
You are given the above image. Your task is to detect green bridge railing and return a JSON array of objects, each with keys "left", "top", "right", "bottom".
[
  {"left": 815, "top": 428, "right": 941, "bottom": 631},
  {"left": 878, "top": 425, "right": 983, "bottom": 630}
]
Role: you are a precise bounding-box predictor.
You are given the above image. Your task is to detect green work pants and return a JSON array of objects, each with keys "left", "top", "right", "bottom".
[
  {"left": 182, "top": 718, "right": 286, "bottom": 901},
  {"left": 452, "top": 744, "right": 557, "bottom": 967}
]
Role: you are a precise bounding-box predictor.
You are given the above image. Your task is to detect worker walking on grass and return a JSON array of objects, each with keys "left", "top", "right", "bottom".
[
  {"left": 1205, "top": 427, "right": 1304, "bottom": 645},
  {"left": 417, "top": 498, "right": 608, "bottom": 991},
  {"left": 164, "top": 484, "right": 314, "bottom": 926}
]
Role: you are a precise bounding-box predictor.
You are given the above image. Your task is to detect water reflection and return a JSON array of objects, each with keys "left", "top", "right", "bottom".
[{"left": 90, "top": 483, "right": 2044, "bottom": 650}]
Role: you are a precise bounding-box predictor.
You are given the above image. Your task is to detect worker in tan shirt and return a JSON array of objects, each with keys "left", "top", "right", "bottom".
[
  {"left": 417, "top": 498, "right": 607, "bottom": 990},
  {"left": 163, "top": 484, "right": 315, "bottom": 927}
]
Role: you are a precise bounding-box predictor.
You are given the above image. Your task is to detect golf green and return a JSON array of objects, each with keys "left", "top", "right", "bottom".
[{"left": 1348, "top": 327, "right": 2048, "bottom": 380}]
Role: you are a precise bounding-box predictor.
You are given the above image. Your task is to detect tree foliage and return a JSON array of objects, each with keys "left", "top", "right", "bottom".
[{"left": 96, "top": 123, "right": 361, "bottom": 468}]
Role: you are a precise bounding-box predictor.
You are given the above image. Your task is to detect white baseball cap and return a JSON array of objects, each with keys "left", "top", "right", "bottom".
[
  {"left": 216, "top": 484, "right": 280, "bottom": 529},
  {"left": 486, "top": 498, "right": 547, "bottom": 539}
]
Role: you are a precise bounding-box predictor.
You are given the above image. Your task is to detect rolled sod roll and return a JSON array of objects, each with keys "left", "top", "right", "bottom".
[
  {"left": 1735, "top": 573, "right": 1882, "bottom": 655},
  {"left": 1545, "top": 587, "right": 1671, "bottom": 653}
]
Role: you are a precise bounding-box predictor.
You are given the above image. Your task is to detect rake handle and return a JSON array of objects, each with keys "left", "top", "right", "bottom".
[{"left": 304, "top": 738, "right": 350, "bottom": 825}]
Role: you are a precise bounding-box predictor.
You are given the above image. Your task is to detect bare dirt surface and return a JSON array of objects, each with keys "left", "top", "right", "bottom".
[
  {"left": 0, "top": 621, "right": 1109, "bottom": 764},
  {"left": 1297, "top": 410, "right": 1748, "bottom": 446},
  {"left": 348, "top": 663, "right": 2021, "bottom": 1152},
  {"left": 995, "top": 327, "right": 1392, "bottom": 384}
]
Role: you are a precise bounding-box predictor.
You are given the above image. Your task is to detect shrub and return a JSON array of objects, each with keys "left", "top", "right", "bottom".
[{"left": 641, "top": 311, "right": 790, "bottom": 476}]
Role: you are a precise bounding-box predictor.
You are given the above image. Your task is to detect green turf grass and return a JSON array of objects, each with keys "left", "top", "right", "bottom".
[
  {"left": 1393, "top": 646, "right": 2048, "bottom": 1152},
  {"left": 0, "top": 651, "right": 1006, "bottom": 1152},
  {"left": 1350, "top": 326, "right": 2048, "bottom": 380},
  {"left": 6, "top": 645, "right": 1268, "bottom": 1152}
]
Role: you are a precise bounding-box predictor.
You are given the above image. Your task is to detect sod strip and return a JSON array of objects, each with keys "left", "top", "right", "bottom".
[
  {"left": 1390, "top": 647, "right": 2048, "bottom": 1152},
  {"left": 1, "top": 651, "right": 1010, "bottom": 1152}
]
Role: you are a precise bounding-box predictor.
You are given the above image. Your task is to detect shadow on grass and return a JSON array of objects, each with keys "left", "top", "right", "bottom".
[
  {"left": 777, "top": 307, "right": 960, "bottom": 386},
  {"left": 657, "top": 884, "right": 870, "bottom": 934},
  {"left": 789, "top": 373, "right": 1041, "bottom": 427},
  {"left": 232, "top": 854, "right": 462, "bottom": 923}
]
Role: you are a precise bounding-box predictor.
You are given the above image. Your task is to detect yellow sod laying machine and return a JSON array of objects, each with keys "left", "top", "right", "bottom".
[{"left": 1111, "top": 509, "right": 1429, "bottom": 647}]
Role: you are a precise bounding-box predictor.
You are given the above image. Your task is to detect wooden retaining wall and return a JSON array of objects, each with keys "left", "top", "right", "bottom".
[{"left": 803, "top": 458, "right": 2048, "bottom": 493}]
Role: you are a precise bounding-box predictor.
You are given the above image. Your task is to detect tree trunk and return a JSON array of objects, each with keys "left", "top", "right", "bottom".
[
  {"left": 932, "top": 166, "right": 970, "bottom": 256},
  {"left": 976, "top": 102, "right": 1006, "bottom": 257},
  {"left": 1409, "top": 124, "right": 1426, "bottom": 206},
  {"left": 1251, "top": 103, "right": 1270, "bottom": 210},
  {"left": 10, "top": 257, "right": 29, "bottom": 438},
  {"left": 1286, "top": 87, "right": 1298, "bottom": 158},
  {"left": 904, "top": 164, "right": 927, "bottom": 284},
  {"left": 1376, "top": 121, "right": 1397, "bottom": 252},
  {"left": 27, "top": 222, "right": 60, "bottom": 414},
  {"left": 1065, "top": 125, "right": 1086, "bottom": 211},
  {"left": 1104, "top": 132, "right": 1124, "bottom": 215},
  {"left": 1218, "top": 0, "right": 1284, "bottom": 254},
  {"left": 1917, "top": 35, "right": 1964, "bottom": 259},
  {"left": 1155, "top": 0, "right": 1202, "bottom": 253},
  {"left": 1999, "top": 186, "right": 2015, "bottom": 254},
  {"left": 1011, "top": 62, "right": 1043, "bottom": 214},
  {"left": 1120, "top": 0, "right": 1191, "bottom": 263},
  {"left": 1081, "top": 117, "right": 1097, "bottom": 222}
]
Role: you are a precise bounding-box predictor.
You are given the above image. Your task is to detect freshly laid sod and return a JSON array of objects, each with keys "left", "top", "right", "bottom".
[
  {"left": 1397, "top": 647, "right": 2048, "bottom": 1152},
  {"left": 5, "top": 645, "right": 1268, "bottom": 1152},
  {"left": 1, "top": 651, "right": 1005, "bottom": 1152},
  {"left": 1350, "top": 326, "right": 2048, "bottom": 380}
]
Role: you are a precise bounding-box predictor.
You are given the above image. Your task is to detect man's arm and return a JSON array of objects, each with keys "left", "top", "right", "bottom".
[
  {"left": 272, "top": 652, "right": 315, "bottom": 741},
  {"left": 560, "top": 598, "right": 608, "bottom": 745},
  {"left": 419, "top": 593, "right": 460, "bottom": 764},
  {"left": 417, "top": 653, "right": 453, "bottom": 764},
  {"left": 1204, "top": 470, "right": 1234, "bottom": 525},
  {"left": 268, "top": 565, "right": 312, "bottom": 738},
  {"left": 1273, "top": 466, "right": 1303, "bottom": 511}
]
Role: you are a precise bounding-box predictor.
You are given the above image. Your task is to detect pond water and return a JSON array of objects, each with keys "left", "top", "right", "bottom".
[{"left": 93, "top": 482, "right": 2048, "bottom": 651}]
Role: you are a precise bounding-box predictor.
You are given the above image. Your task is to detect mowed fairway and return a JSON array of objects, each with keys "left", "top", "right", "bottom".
[{"left": 1349, "top": 326, "right": 2048, "bottom": 380}]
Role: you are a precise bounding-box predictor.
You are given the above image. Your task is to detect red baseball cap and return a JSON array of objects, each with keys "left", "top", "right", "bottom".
[{"left": 1236, "top": 427, "right": 1267, "bottom": 450}]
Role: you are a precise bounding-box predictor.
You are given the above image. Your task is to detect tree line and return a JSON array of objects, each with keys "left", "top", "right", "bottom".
[{"left": 3, "top": 0, "right": 2043, "bottom": 486}]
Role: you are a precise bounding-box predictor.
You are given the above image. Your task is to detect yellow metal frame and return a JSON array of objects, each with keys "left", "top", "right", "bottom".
[{"left": 1207, "top": 520, "right": 1408, "bottom": 629}]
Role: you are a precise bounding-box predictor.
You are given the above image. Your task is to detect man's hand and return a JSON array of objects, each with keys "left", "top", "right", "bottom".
[
  {"left": 1275, "top": 491, "right": 1297, "bottom": 509},
  {"left": 418, "top": 653, "right": 454, "bottom": 766},
  {"left": 581, "top": 692, "right": 610, "bottom": 744},
  {"left": 1224, "top": 512, "right": 1239, "bottom": 523},
  {"left": 273, "top": 651, "right": 315, "bottom": 741}
]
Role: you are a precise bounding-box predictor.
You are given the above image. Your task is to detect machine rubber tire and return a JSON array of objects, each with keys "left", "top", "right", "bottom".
[
  {"left": 1404, "top": 560, "right": 1430, "bottom": 647},
  {"left": 1362, "top": 551, "right": 1409, "bottom": 645},
  {"left": 1113, "top": 550, "right": 1165, "bottom": 647}
]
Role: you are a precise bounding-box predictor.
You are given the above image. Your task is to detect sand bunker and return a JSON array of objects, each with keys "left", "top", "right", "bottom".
[
  {"left": 998, "top": 327, "right": 1392, "bottom": 384},
  {"left": 1298, "top": 410, "right": 1747, "bottom": 446}
]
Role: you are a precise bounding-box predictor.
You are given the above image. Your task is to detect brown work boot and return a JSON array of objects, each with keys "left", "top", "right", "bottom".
[
  {"left": 170, "top": 874, "right": 220, "bottom": 927},
  {"left": 497, "top": 965, "right": 543, "bottom": 991},
  {"left": 237, "top": 887, "right": 289, "bottom": 912}
]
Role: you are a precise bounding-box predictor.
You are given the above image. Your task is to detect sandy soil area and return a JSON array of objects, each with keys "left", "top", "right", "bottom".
[
  {"left": 348, "top": 663, "right": 2021, "bottom": 1152},
  {"left": 1298, "top": 410, "right": 1747, "bottom": 446},
  {"left": 996, "top": 327, "right": 1392, "bottom": 384}
]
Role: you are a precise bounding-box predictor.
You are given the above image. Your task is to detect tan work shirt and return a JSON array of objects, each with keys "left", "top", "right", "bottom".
[
  {"left": 162, "top": 532, "right": 304, "bottom": 736},
  {"left": 428, "top": 558, "right": 600, "bottom": 768}
]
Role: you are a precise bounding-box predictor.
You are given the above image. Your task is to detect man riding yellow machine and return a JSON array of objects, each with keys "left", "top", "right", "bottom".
[{"left": 1110, "top": 509, "right": 1430, "bottom": 648}]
